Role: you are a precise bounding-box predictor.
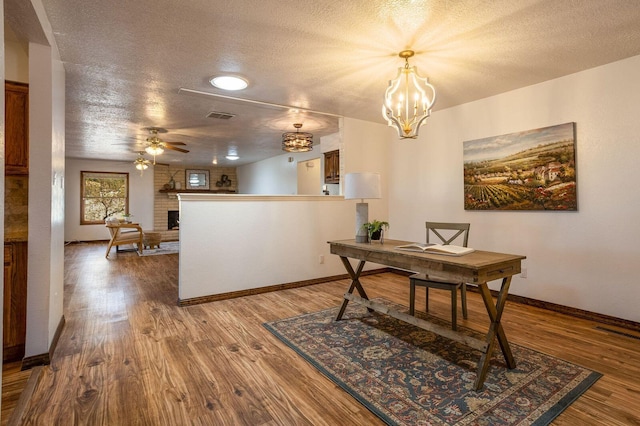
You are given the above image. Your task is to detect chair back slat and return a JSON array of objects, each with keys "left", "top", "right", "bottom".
[{"left": 426, "top": 222, "right": 470, "bottom": 247}]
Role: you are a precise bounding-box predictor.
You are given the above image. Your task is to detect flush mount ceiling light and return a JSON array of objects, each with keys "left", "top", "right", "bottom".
[
  {"left": 282, "top": 123, "right": 313, "bottom": 152},
  {"left": 382, "top": 50, "right": 436, "bottom": 139},
  {"left": 225, "top": 154, "right": 239, "bottom": 160},
  {"left": 210, "top": 75, "right": 248, "bottom": 91}
]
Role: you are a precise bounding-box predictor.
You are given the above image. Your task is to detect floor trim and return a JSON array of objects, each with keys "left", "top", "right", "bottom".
[
  {"left": 178, "top": 268, "right": 391, "bottom": 306},
  {"left": 389, "top": 269, "right": 640, "bottom": 333},
  {"left": 21, "top": 315, "right": 65, "bottom": 370}
]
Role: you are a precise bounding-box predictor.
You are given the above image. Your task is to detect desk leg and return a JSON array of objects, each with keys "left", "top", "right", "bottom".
[
  {"left": 474, "top": 276, "right": 516, "bottom": 390},
  {"left": 335, "top": 257, "right": 368, "bottom": 321}
]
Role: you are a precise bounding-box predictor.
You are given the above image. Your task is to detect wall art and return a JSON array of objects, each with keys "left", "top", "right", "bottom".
[{"left": 463, "top": 122, "right": 577, "bottom": 210}]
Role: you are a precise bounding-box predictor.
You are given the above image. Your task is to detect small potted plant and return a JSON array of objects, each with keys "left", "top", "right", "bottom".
[
  {"left": 362, "top": 220, "right": 389, "bottom": 244},
  {"left": 122, "top": 213, "right": 133, "bottom": 223}
]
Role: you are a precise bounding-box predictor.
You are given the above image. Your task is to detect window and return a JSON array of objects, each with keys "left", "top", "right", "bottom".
[{"left": 81, "top": 171, "right": 129, "bottom": 225}]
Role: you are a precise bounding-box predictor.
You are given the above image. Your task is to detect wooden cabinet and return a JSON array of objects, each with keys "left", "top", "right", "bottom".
[
  {"left": 5, "top": 81, "right": 29, "bottom": 175},
  {"left": 3, "top": 242, "right": 28, "bottom": 362},
  {"left": 324, "top": 150, "right": 340, "bottom": 184}
]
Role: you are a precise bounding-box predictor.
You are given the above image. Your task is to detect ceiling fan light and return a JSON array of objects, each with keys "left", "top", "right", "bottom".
[
  {"left": 135, "top": 162, "right": 149, "bottom": 171},
  {"left": 145, "top": 145, "right": 164, "bottom": 156},
  {"left": 210, "top": 75, "right": 248, "bottom": 91}
]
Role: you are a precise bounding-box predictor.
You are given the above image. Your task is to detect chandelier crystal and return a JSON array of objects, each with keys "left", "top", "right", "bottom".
[
  {"left": 382, "top": 50, "right": 436, "bottom": 139},
  {"left": 282, "top": 123, "right": 313, "bottom": 152}
]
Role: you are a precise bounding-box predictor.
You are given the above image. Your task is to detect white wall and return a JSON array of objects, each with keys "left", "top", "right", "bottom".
[
  {"left": 179, "top": 195, "right": 359, "bottom": 300},
  {"left": 26, "top": 39, "right": 66, "bottom": 357},
  {"left": 237, "top": 131, "right": 343, "bottom": 195},
  {"left": 179, "top": 118, "right": 392, "bottom": 301},
  {"left": 65, "top": 158, "right": 155, "bottom": 241},
  {"left": 297, "top": 158, "right": 321, "bottom": 195},
  {"left": 5, "top": 39, "right": 29, "bottom": 83},
  {"left": 389, "top": 54, "right": 640, "bottom": 323},
  {"left": 237, "top": 150, "right": 319, "bottom": 194},
  {"left": 342, "top": 117, "right": 393, "bottom": 224}
]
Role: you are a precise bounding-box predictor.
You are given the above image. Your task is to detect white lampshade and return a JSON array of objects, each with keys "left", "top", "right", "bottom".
[{"left": 344, "top": 172, "right": 381, "bottom": 200}]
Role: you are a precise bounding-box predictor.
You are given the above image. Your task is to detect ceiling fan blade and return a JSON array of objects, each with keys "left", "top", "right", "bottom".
[
  {"left": 164, "top": 141, "right": 186, "bottom": 146},
  {"left": 164, "top": 145, "right": 190, "bottom": 153},
  {"left": 154, "top": 162, "right": 170, "bottom": 166}
]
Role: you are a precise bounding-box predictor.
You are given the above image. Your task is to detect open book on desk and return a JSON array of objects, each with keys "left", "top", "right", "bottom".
[{"left": 395, "top": 243, "right": 475, "bottom": 256}]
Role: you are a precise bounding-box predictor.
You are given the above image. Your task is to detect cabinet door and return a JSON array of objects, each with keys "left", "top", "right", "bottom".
[
  {"left": 324, "top": 150, "right": 340, "bottom": 184},
  {"left": 5, "top": 81, "right": 29, "bottom": 175},
  {"left": 3, "top": 245, "right": 14, "bottom": 355},
  {"left": 3, "top": 242, "right": 28, "bottom": 362}
]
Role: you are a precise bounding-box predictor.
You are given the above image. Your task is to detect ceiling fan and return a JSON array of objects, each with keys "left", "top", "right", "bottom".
[{"left": 143, "top": 127, "right": 190, "bottom": 164}]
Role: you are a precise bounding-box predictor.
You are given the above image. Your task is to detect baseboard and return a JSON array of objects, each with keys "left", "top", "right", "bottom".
[
  {"left": 178, "top": 268, "right": 391, "bottom": 306},
  {"left": 21, "top": 353, "right": 49, "bottom": 370},
  {"left": 21, "top": 315, "right": 65, "bottom": 371},
  {"left": 499, "top": 291, "right": 640, "bottom": 333},
  {"left": 388, "top": 269, "right": 640, "bottom": 333}
]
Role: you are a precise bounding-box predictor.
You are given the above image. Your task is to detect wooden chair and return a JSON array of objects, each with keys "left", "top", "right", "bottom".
[
  {"left": 409, "top": 222, "right": 470, "bottom": 330},
  {"left": 105, "top": 217, "right": 143, "bottom": 258}
]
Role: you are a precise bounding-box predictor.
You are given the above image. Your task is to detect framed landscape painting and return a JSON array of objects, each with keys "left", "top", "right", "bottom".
[{"left": 463, "top": 122, "right": 577, "bottom": 211}]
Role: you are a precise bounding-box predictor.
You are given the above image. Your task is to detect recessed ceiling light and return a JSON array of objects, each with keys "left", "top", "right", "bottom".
[
  {"left": 210, "top": 75, "right": 248, "bottom": 91},
  {"left": 225, "top": 154, "right": 239, "bottom": 161}
]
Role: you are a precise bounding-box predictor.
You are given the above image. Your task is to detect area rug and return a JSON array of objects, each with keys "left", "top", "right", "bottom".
[
  {"left": 137, "top": 241, "right": 179, "bottom": 256},
  {"left": 264, "top": 299, "right": 601, "bottom": 425}
]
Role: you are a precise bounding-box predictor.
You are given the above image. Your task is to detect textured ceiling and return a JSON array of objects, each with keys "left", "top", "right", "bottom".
[{"left": 23, "top": 0, "right": 640, "bottom": 167}]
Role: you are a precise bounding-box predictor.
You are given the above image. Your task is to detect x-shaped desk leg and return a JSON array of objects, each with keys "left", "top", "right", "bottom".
[
  {"left": 474, "top": 276, "right": 516, "bottom": 390},
  {"left": 335, "top": 257, "right": 369, "bottom": 321}
]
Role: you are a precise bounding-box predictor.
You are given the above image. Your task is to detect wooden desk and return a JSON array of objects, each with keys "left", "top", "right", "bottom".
[{"left": 328, "top": 239, "right": 526, "bottom": 390}]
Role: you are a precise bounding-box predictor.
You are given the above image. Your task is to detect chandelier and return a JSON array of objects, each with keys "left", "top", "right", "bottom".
[
  {"left": 382, "top": 50, "right": 436, "bottom": 139},
  {"left": 282, "top": 123, "right": 313, "bottom": 152}
]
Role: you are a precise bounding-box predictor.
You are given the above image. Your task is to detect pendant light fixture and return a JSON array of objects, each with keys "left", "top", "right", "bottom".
[
  {"left": 282, "top": 123, "right": 313, "bottom": 152},
  {"left": 382, "top": 50, "right": 436, "bottom": 139}
]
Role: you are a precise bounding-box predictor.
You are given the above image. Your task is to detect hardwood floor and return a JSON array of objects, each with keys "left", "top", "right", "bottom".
[{"left": 3, "top": 241, "right": 640, "bottom": 424}]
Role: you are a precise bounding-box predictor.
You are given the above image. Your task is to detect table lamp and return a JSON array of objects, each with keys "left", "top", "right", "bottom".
[{"left": 344, "top": 172, "right": 382, "bottom": 243}]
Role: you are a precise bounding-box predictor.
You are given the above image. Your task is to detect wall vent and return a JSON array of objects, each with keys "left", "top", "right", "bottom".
[{"left": 206, "top": 111, "right": 235, "bottom": 120}]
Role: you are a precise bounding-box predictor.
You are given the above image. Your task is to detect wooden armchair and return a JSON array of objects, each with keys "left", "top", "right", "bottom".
[{"left": 105, "top": 218, "right": 143, "bottom": 258}]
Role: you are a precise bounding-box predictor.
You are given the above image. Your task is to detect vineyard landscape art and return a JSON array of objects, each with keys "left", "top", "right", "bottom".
[{"left": 463, "top": 122, "right": 577, "bottom": 210}]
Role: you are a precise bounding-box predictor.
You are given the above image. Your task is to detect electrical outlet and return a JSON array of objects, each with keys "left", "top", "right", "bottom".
[
  {"left": 520, "top": 268, "right": 527, "bottom": 278},
  {"left": 319, "top": 255, "right": 324, "bottom": 264}
]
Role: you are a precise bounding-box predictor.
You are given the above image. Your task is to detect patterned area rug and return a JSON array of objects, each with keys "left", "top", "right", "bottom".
[
  {"left": 264, "top": 299, "right": 601, "bottom": 425},
  {"left": 137, "top": 241, "right": 179, "bottom": 256}
]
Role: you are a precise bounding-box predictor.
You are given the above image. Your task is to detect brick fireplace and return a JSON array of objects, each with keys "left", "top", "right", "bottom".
[{"left": 153, "top": 165, "right": 237, "bottom": 241}]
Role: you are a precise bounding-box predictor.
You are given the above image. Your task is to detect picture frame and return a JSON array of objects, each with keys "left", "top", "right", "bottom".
[
  {"left": 185, "top": 169, "right": 210, "bottom": 190},
  {"left": 463, "top": 122, "right": 577, "bottom": 211}
]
